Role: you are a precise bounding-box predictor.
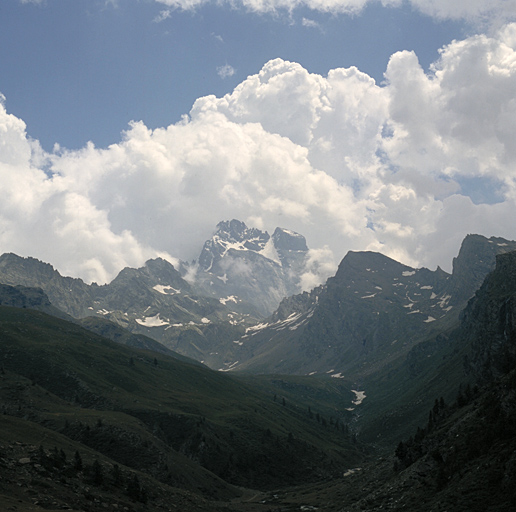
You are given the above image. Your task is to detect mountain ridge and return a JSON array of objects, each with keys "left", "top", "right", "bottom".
[
  {"left": 1, "top": 231, "right": 516, "bottom": 510},
  {"left": 1, "top": 231, "right": 515, "bottom": 375},
  {"left": 225, "top": 234, "right": 516, "bottom": 376},
  {"left": 0, "top": 252, "right": 249, "bottom": 366}
]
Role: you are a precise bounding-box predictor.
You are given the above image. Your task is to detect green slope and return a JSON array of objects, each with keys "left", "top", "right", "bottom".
[{"left": 0, "top": 305, "right": 364, "bottom": 510}]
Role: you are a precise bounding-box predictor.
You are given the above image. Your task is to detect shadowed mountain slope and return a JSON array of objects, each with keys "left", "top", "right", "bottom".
[
  {"left": 244, "top": 249, "right": 516, "bottom": 512},
  {"left": 225, "top": 234, "right": 516, "bottom": 376},
  {"left": 0, "top": 304, "right": 364, "bottom": 510},
  {"left": 0, "top": 253, "right": 251, "bottom": 366}
]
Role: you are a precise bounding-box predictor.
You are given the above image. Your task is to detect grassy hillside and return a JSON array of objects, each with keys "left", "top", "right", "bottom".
[
  {"left": 270, "top": 365, "right": 516, "bottom": 512},
  {"left": 0, "top": 305, "right": 364, "bottom": 510},
  {"left": 355, "top": 316, "right": 468, "bottom": 449}
]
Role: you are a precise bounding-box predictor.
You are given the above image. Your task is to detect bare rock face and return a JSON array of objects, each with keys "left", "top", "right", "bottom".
[
  {"left": 191, "top": 220, "right": 309, "bottom": 317},
  {"left": 448, "top": 234, "right": 516, "bottom": 304},
  {"left": 0, "top": 253, "right": 93, "bottom": 317},
  {"left": 0, "top": 253, "right": 243, "bottom": 366},
  {"left": 0, "top": 283, "right": 52, "bottom": 309},
  {"left": 460, "top": 250, "right": 516, "bottom": 381},
  {"left": 226, "top": 235, "right": 516, "bottom": 376}
]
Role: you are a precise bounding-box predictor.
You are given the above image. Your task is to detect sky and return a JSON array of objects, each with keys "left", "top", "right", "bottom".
[{"left": 1, "top": 0, "right": 516, "bottom": 290}]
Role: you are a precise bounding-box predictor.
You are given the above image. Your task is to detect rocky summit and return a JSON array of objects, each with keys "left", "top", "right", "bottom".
[{"left": 188, "top": 219, "right": 310, "bottom": 317}]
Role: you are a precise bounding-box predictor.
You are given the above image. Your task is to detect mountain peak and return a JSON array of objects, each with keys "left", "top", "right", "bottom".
[
  {"left": 192, "top": 220, "right": 310, "bottom": 316},
  {"left": 272, "top": 227, "right": 308, "bottom": 252},
  {"left": 449, "top": 234, "right": 516, "bottom": 303},
  {"left": 215, "top": 219, "right": 269, "bottom": 246},
  {"left": 144, "top": 257, "right": 177, "bottom": 274},
  {"left": 199, "top": 220, "right": 270, "bottom": 271},
  {"left": 216, "top": 219, "right": 251, "bottom": 238},
  {"left": 0, "top": 252, "right": 57, "bottom": 279},
  {"left": 336, "top": 250, "right": 412, "bottom": 278}
]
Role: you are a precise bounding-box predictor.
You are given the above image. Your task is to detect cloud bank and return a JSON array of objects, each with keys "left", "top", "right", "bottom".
[
  {"left": 155, "top": 0, "right": 516, "bottom": 24},
  {"left": 1, "top": 24, "right": 516, "bottom": 286}
]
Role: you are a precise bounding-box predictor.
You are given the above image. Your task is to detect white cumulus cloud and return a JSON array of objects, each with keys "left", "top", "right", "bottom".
[
  {"left": 154, "top": 0, "right": 516, "bottom": 24},
  {"left": 2, "top": 24, "right": 516, "bottom": 287}
]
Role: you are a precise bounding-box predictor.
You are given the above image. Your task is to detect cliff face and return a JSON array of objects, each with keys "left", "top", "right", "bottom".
[
  {"left": 460, "top": 250, "right": 516, "bottom": 381},
  {"left": 448, "top": 234, "right": 516, "bottom": 304},
  {"left": 193, "top": 220, "right": 309, "bottom": 317},
  {"left": 226, "top": 236, "right": 516, "bottom": 376},
  {"left": 0, "top": 253, "right": 94, "bottom": 317}
]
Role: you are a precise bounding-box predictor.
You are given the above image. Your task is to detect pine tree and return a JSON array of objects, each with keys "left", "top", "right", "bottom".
[
  {"left": 74, "top": 450, "right": 83, "bottom": 471},
  {"left": 92, "top": 459, "right": 103, "bottom": 486},
  {"left": 127, "top": 474, "right": 141, "bottom": 501}
]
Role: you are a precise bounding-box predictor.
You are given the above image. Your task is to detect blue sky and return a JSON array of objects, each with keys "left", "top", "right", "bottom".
[
  {"left": 1, "top": 0, "right": 516, "bottom": 287},
  {"left": 2, "top": 0, "right": 465, "bottom": 151}
]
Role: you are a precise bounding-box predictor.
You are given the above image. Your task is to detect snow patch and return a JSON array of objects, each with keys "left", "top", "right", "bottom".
[
  {"left": 219, "top": 361, "right": 240, "bottom": 372},
  {"left": 331, "top": 372, "right": 345, "bottom": 379},
  {"left": 343, "top": 468, "right": 362, "bottom": 477},
  {"left": 351, "top": 390, "right": 366, "bottom": 406},
  {"left": 219, "top": 295, "right": 238, "bottom": 305},
  {"left": 259, "top": 237, "right": 282, "bottom": 265},
  {"left": 420, "top": 285, "right": 433, "bottom": 290},
  {"left": 153, "top": 284, "right": 181, "bottom": 295},
  {"left": 424, "top": 316, "right": 436, "bottom": 323},
  {"left": 214, "top": 236, "right": 247, "bottom": 256},
  {"left": 274, "top": 312, "right": 303, "bottom": 329},
  {"left": 402, "top": 270, "right": 416, "bottom": 277},
  {"left": 201, "top": 317, "right": 210, "bottom": 324},
  {"left": 438, "top": 294, "right": 452, "bottom": 309},
  {"left": 136, "top": 314, "right": 170, "bottom": 327},
  {"left": 280, "top": 228, "right": 302, "bottom": 237},
  {"left": 246, "top": 322, "right": 270, "bottom": 333},
  {"left": 217, "top": 273, "right": 228, "bottom": 284},
  {"left": 361, "top": 293, "right": 377, "bottom": 299}
]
